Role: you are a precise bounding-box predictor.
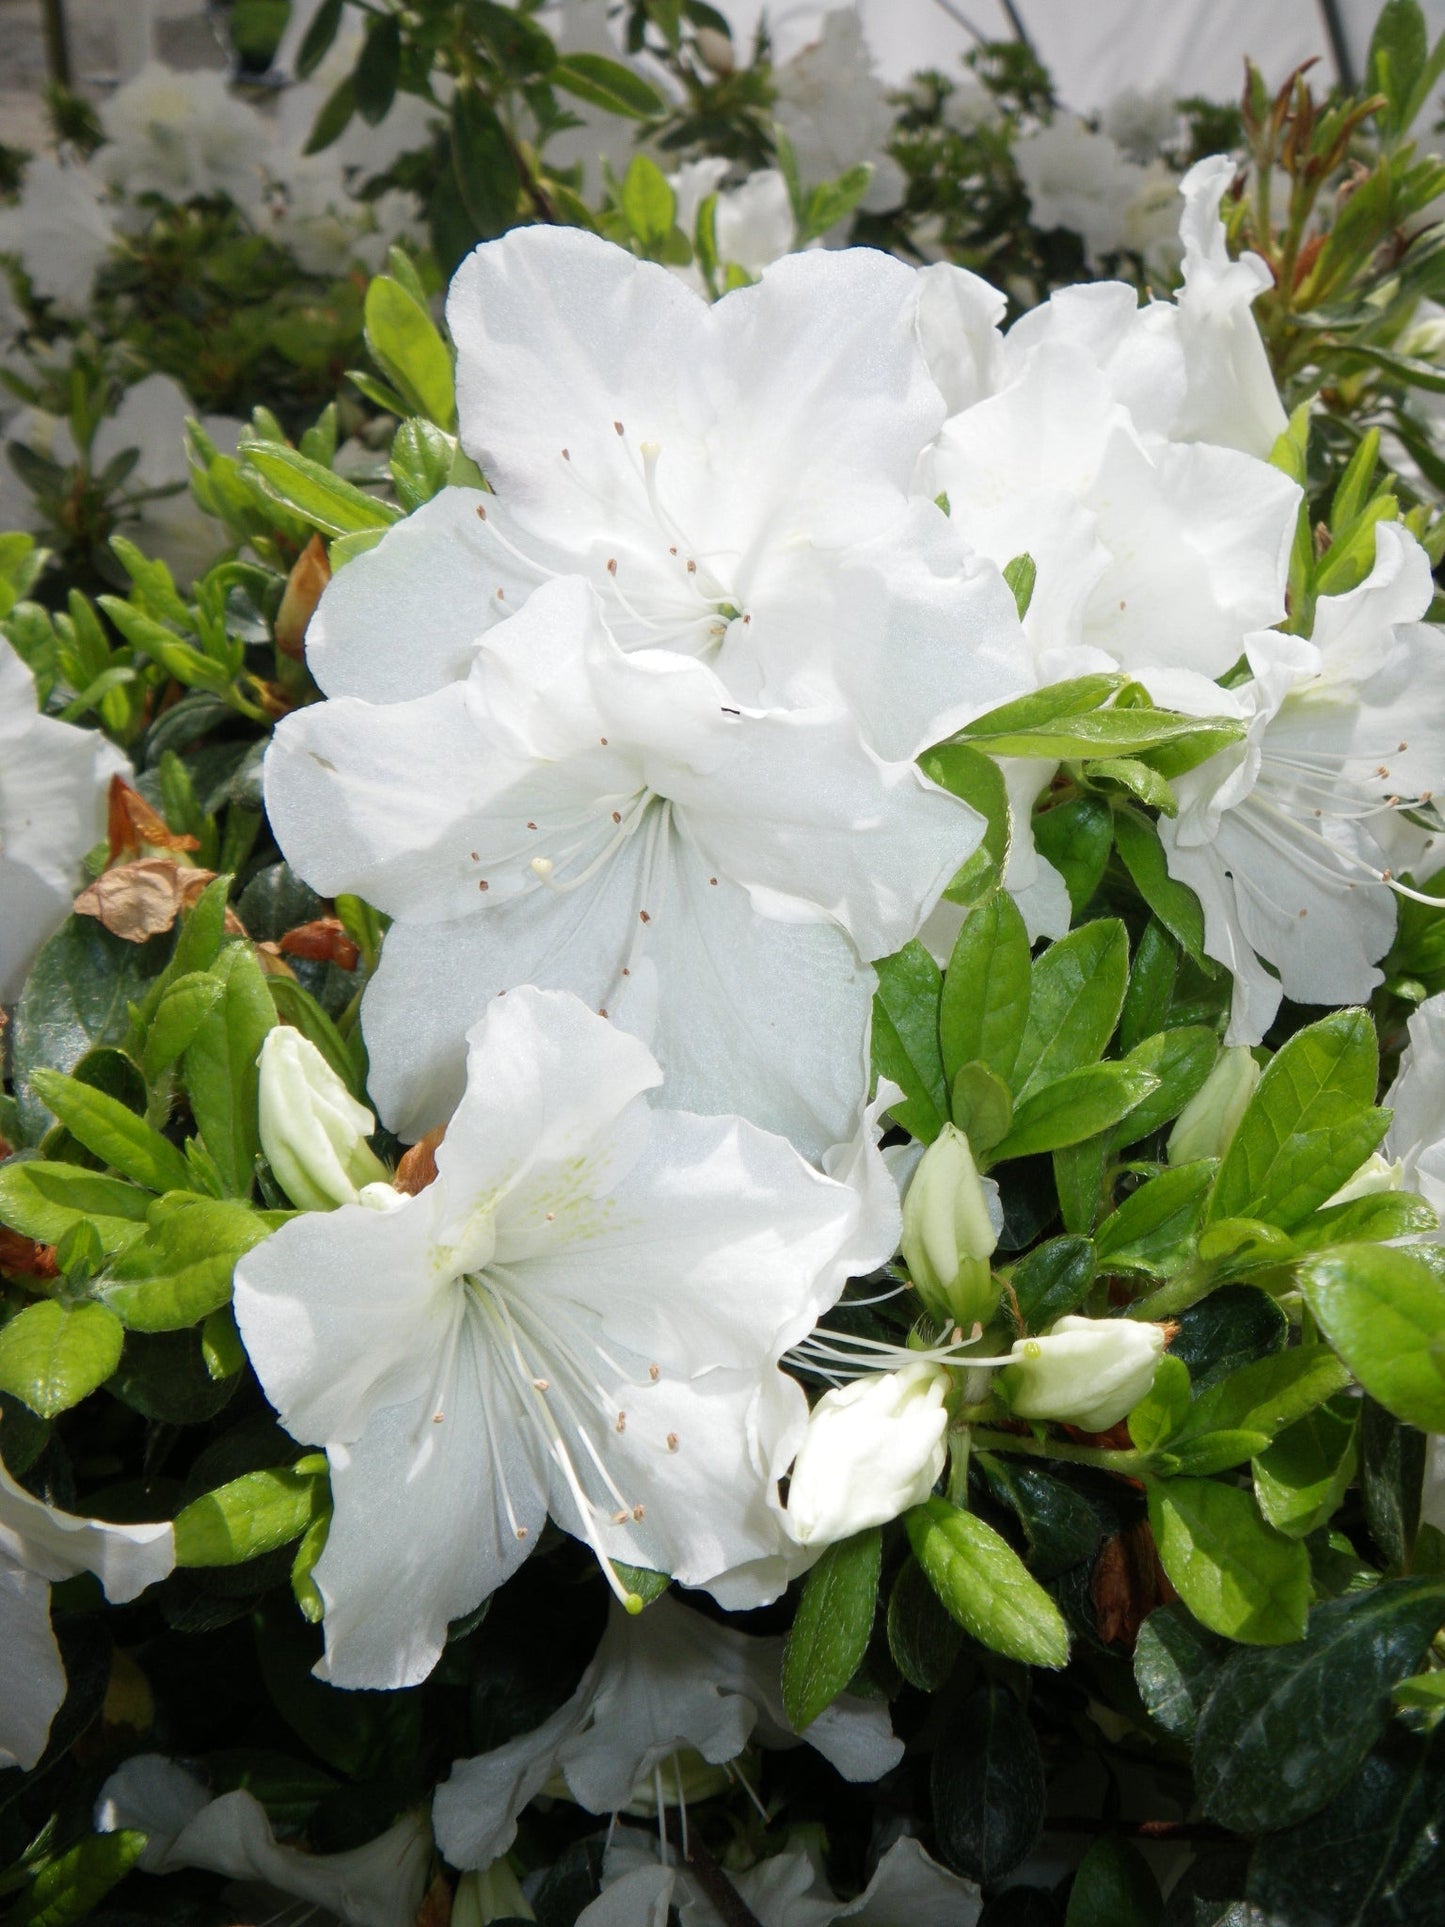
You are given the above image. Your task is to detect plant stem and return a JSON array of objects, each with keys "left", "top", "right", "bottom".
[{"left": 971, "top": 1428, "right": 1146, "bottom": 1475}]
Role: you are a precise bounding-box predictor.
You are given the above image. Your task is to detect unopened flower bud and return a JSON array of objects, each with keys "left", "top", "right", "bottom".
[
  {"left": 258, "top": 1025, "right": 389, "bottom": 1212},
  {"left": 900, "top": 1123, "right": 1000, "bottom": 1328},
  {"left": 274, "top": 533, "right": 331, "bottom": 660},
  {"left": 1168, "top": 1047, "right": 1260, "bottom": 1166},
  {"left": 693, "top": 25, "right": 735, "bottom": 74},
  {"left": 785, "top": 1362, "right": 952, "bottom": 1547},
  {"left": 999, "top": 1315, "right": 1167, "bottom": 1432},
  {"left": 1324, "top": 1151, "right": 1403, "bottom": 1207},
  {"left": 454, "top": 1862, "right": 535, "bottom": 1926}
]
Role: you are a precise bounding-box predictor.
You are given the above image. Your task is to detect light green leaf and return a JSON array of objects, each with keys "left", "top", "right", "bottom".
[
  {"left": 364, "top": 276, "right": 456, "bottom": 430},
  {"left": 1127, "top": 1354, "right": 1193, "bottom": 1453},
  {"left": 1147, "top": 1479, "right": 1311, "bottom": 1645},
  {"left": 905, "top": 1496, "right": 1069, "bottom": 1668},
  {"left": 1096, "top": 1160, "right": 1217, "bottom": 1276},
  {"left": 174, "top": 1459, "right": 329, "bottom": 1567},
  {"left": 0, "top": 1161, "right": 152, "bottom": 1253},
  {"left": 620, "top": 153, "right": 676, "bottom": 245},
  {"left": 939, "top": 889, "right": 1031, "bottom": 1089},
  {"left": 142, "top": 971, "right": 225, "bottom": 1077},
  {"left": 1012, "top": 919, "right": 1129, "bottom": 1100},
  {"left": 0, "top": 1300, "right": 124, "bottom": 1418},
  {"left": 242, "top": 442, "right": 401, "bottom": 538},
  {"left": 10, "top": 1829, "right": 146, "bottom": 1927},
  {"left": 1298, "top": 1243, "right": 1445, "bottom": 1430},
  {"left": 990, "top": 1063, "right": 1159, "bottom": 1162},
  {"left": 183, "top": 944, "right": 276, "bottom": 1196},
  {"left": 1254, "top": 1398, "right": 1359, "bottom": 1539},
  {"left": 29, "top": 1069, "right": 193, "bottom": 1196},
  {"left": 101, "top": 1197, "right": 282, "bottom": 1331},
  {"left": 781, "top": 1528, "right": 881, "bottom": 1731}
]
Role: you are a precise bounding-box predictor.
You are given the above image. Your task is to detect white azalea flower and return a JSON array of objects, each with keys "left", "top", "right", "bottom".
[
  {"left": 1102, "top": 87, "right": 1183, "bottom": 163},
  {"left": 773, "top": 10, "right": 904, "bottom": 215},
  {"left": 233, "top": 987, "right": 896, "bottom": 1688},
  {"left": 0, "top": 1462, "right": 173, "bottom": 1771},
  {"left": 95, "top": 1755, "right": 430, "bottom": 1927},
  {"left": 1157, "top": 523, "right": 1445, "bottom": 1043},
  {"left": 670, "top": 159, "right": 798, "bottom": 289},
  {"left": 268, "top": 564, "right": 988, "bottom": 1155},
  {"left": 98, "top": 62, "right": 270, "bottom": 210},
  {"left": 1012, "top": 119, "right": 1151, "bottom": 269},
  {"left": 1384, "top": 991, "right": 1445, "bottom": 1230},
  {"left": 783, "top": 1361, "right": 951, "bottom": 1548},
  {"left": 1000, "top": 1316, "right": 1168, "bottom": 1432},
  {"left": 1, "top": 638, "right": 130, "bottom": 1002},
  {"left": 0, "top": 156, "right": 117, "bottom": 312},
  {"left": 434, "top": 1591, "right": 901, "bottom": 1870},
  {"left": 580, "top": 1829, "right": 982, "bottom": 1927}
]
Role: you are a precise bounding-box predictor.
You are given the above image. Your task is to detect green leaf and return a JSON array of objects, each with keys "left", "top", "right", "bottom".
[
  {"left": 939, "top": 890, "right": 1031, "bottom": 1090},
  {"left": 266, "top": 974, "right": 363, "bottom": 1096},
  {"left": 1112, "top": 1025, "right": 1218, "bottom": 1146},
  {"left": 1209, "top": 1010, "right": 1388, "bottom": 1231},
  {"left": 0, "top": 1300, "right": 124, "bottom": 1417},
  {"left": 905, "top": 1496, "right": 1069, "bottom": 1667},
  {"left": 1097, "top": 1161, "right": 1217, "bottom": 1276},
  {"left": 1254, "top": 1398, "right": 1359, "bottom": 1539},
  {"left": 1032, "top": 795, "right": 1112, "bottom": 918},
  {"left": 1009, "top": 1236, "right": 1096, "bottom": 1331},
  {"left": 886, "top": 1555, "right": 963, "bottom": 1689},
  {"left": 1002, "top": 552, "right": 1036, "bottom": 618},
  {"left": 1113, "top": 806, "right": 1208, "bottom": 965},
  {"left": 295, "top": 0, "right": 343, "bottom": 77},
  {"left": 364, "top": 276, "right": 456, "bottom": 430},
  {"left": 389, "top": 418, "right": 456, "bottom": 512},
  {"left": 1064, "top": 1836, "right": 1162, "bottom": 1927},
  {"left": 1298, "top": 1243, "right": 1445, "bottom": 1430},
  {"left": 1174, "top": 1347, "right": 1353, "bottom": 1454},
  {"left": 1133, "top": 1603, "right": 1225, "bottom": 1742},
  {"left": 142, "top": 970, "right": 225, "bottom": 1077},
  {"left": 10, "top": 1830, "right": 146, "bottom": 1927},
  {"left": 242, "top": 442, "right": 401, "bottom": 538},
  {"left": 620, "top": 153, "right": 676, "bottom": 245},
  {"left": 353, "top": 10, "right": 400, "bottom": 123},
  {"left": 1119, "top": 918, "right": 1178, "bottom": 1055},
  {"left": 551, "top": 52, "right": 667, "bottom": 118},
  {"left": 800, "top": 164, "right": 873, "bottom": 241},
  {"left": 1361, "top": 1398, "right": 1425, "bottom": 1570},
  {"left": 1368, "top": 0, "right": 1430, "bottom": 132},
  {"left": 0, "top": 1161, "right": 152, "bottom": 1253},
  {"left": 780, "top": 1527, "right": 881, "bottom": 1731},
  {"left": 1246, "top": 1732, "right": 1445, "bottom": 1924},
  {"left": 966, "top": 704, "right": 1242, "bottom": 765},
  {"left": 183, "top": 944, "right": 276, "bottom": 1196},
  {"left": 978, "top": 1459, "right": 1102, "bottom": 1579},
  {"left": 1147, "top": 1479, "right": 1312, "bottom": 1644},
  {"left": 303, "top": 74, "right": 356, "bottom": 155},
  {"left": 29, "top": 1069, "right": 193, "bottom": 1196},
  {"left": 174, "top": 1460, "right": 328, "bottom": 1567},
  {"left": 1193, "top": 1577, "right": 1445, "bottom": 1830},
  {"left": 1127, "top": 1354, "right": 1193, "bottom": 1452},
  {"left": 102, "top": 1197, "right": 280, "bottom": 1331},
  {"left": 949, "top": 1061, "right": 1013, "bottom": 1154},
  {"left": 931, "top": 1683, "right": 1044, "bottom": 1884},
  {"left": 990, "top": 1063, "right": 1159, "bottom": 1162},
  {"left": 450, "top": 84, "right": 522, "bottom": 237},
  {"left": 922, "top": 743, "right": 1011, "bottom": 908},
  {"left": 1012, "top": 919, "right": 1129, "bottom": 1100},
  {"left": 871, "top": 941, "right": 947, "bottom": 1142},
  {"left": 1170, "top": 1284, "right": 1288, "bottom": 1388}
]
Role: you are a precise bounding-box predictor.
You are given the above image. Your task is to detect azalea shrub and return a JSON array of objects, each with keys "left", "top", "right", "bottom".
[{"left": 6, "top": 2, "right": 1445, "bottom": 1925}]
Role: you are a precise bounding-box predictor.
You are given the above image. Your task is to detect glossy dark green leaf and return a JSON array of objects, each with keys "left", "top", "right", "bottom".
[
  {"left": 940, "top": 890, "right": 1032, "bottom": 1089},
  {"left": 781, "top": 1528, "right": 881, "bottom": 1732},
  {"left": 924, "top": 743, "right": 1012, "bottom": 908},
  {"left": 1169, "top": 1286, "right": 1288, "bottom": 1389},
  {"left": 1012, "top": 919, "right": 1129, "bottom": 1100},
  {"left": 1193, "top": 1577, "right": 1445, "bottom": 1830},
  {"left": 932, "top": 1683, "right": 1044, "bottom": 1884},
  {"left": 1112, "top": 1026, "right": 1218, "bottom": 1147},
  {"left": 1361, "top": 1399, "right": 1426, "bottom": 1570},
  {"left": 1118, "top": 918, "right": 1179, "bottom": 1056},
  {"left": 353, "top": 11, "right": 400, "bottom": 123},
  {"left": 294, "top": 0, "right": 343, "bottom": 76},
  {"left": 1032, "top": 795, "right": 1112, "bottom": 918},
  {"left": 872, "top": 941, "right": 947, "bottom": 1142},
  {"left": 886, "top": 1554, "right": 964, "bottom": 1690},
  {"left": 979, "top": 1458, "right": 1102, "bottom": 1579},
  {"left": 1009, "top": 1236, "right": 1096, "bottom": 1332},
  {"left": 1133, "top": 1602, "right": 1225, "bottom": 1742},
  {"left": 1064, "top": 1835, "right": 1162, "bottom": 1927},
  {"left": 1113, "top": 806, "right": 1208, "bottom": 965}
]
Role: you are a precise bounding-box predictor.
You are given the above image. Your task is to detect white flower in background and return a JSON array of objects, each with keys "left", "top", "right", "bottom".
[
  {"left": 434, "top": 1591, "right": 902, "bottom": 1870},
  {"left": 774, "top": 10, "right": 904, "bottom": 214},
  {"left": 0, "top": 638, "right": 130, "bottom": 1003},
  {"left": 273, "top": 5, "right": 441, "bottom": 184},
  {"left": 234, "top": 987, "right": 896, "bottom": 1689},
  {"left": 1013, "top": 118, "right": 1150, "bottom": 268},
  {"left": 95, "top": 1755, "right": 430, "bottom": 1927},
  {"left": 267, "top": 569, "right": 977, "bottom": 1155},
  {"left": 530, "top": 0, "right": 676, "bottom": 192},
  {"left": 783, "top": 1361, "right": 951, "bottom": 1548},
  {"left": 257, "top": 1025, "right": 389, "bottom": 1211},
  {"left": 1384, "top": 991, "right": 1445, "bottom": 1229},
  {"left": 0, "top": 1462, "right": 172, "bottom": 1771},
  {"left": 580, "top": 1829, "right": 983, "bottom": 1927},
  {"left": 253, "top": 153, "right": 421, "bottom": 277},
  {"left": 670, "top": 158, "right": 797, "bottom": 288},
  {"left": 98, "top": 63, "right": 270, "bottom": 209},
  {"left": 0, "top": 156, "right": 118, "bottom": 312},
  {"left": 1102, "top": 86, "right": 1183, "bottom": 163},
  {"left": 999, "top": 1315, "right": 1167, "bottom": 1431},
  {"left": 1157, "top": 523, "right": 1445, "bottom": 1043}
]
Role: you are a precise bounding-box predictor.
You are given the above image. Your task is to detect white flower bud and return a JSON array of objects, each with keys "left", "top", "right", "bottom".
[
  {"left": 785, "top": 1362, "right": 952, "bottom": 1547},
  {"left": 693, "top": 25, "right": 735, "bottom": 74},
  {"left": 999, "top": 1315, "right": 1167, "bottom": 1433},
  {"left": 257, "top": 1025, "right": 389, "bottom": 1213},
  {"left": 900, "top": 1123, "right": 1000, "bottom": 1328},
  {"left": 1168, "top": 1047, "right": 1260, "bottom": 1166},
  {"left": 1323, "top": 1151, "right": 1404, "bottom": 1207},
  {"left": 454, "top": 1862, "right": 535, "bottom": 1925}
]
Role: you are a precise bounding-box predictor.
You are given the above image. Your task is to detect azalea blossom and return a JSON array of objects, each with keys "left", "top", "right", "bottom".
[
  {"left": 233, "top": 987, "right": 896, "bottom": 1689},
  {"left": 97, "top": 62, "right": 270, "bottom": 210},
  {"left": 783, "top": 1361, "right": 951, "bottom": 1548},
  {"left": 773, "top": 10, "right": 905, "bottom": 214},
  {"left": 95, "top": 1755, "right": 430, "bottom": 1927},
  {"left": 434, "top": 1591, "right": 902, "bottom": 1870},
  {"left": 269, "top": 567, "right": 989, "bottom": 1155},
  {"left": 0, "top": 1462, "right": 173, "bottom": 1771},
  {"left": 1012, "top": 118, "right": 1177, "bottom": 273},
  {"left": 0, "top": 638, "right": 130, "bottom": 1002},
  {"left": 578, "top": 1828, "right": 982, "bottom": 1927},
  {"left": 1384, "top": 991, "right": 1445, "bottom": 1229},
  {"left": 1157, "top": 522, "right": 1445, "bottom": 1043},
  {"left": 0, "top": 156, "right": 118, "bottom": 313},
  {"left": 1000, "top": 1316, "right": 1168, "bottom": 1431}
]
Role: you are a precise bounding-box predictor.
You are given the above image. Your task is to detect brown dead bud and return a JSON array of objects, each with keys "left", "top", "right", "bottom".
[
  {"left": 253, "top": 942, "right": 298, "bottom": 980},
  {"left": 0, "top": 1229, "right": 59, "bottom": 1280},
  {"left": 414, "top": 1873, "right": 453, "bottom": 1927},
  {"left": 1093, "top": 1519, "right": 1177, "bottom": 1649},
  {"left": 278, "top": 916, "right": 361, "bottom": 972},
  {"left": 106, "top": 775, "right": 199, "bottom": 862},
  {"left": 74, "top": 860, "right": 245, "bottom": 944},
  {"left": 395, "top": 1124, "right": 447, "bottom": 1196},
  {"left": 275, "top": 534, "right": 332, "bottom": 660}
]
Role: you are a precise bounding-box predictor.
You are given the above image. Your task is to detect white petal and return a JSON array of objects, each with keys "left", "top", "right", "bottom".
[
  {"left": 0, "top": 1461, "right": 173, "bottom": 1601},
  {"left": 833, "top": 1837, "right": 984, "bottom": 1925},
  {"left": 915, "top": 261, "right": 1006, "bottom": 414},
  {"left": 432, "top": 1678, "right": 593, "bottom": 1870},
  {"left": 575, "top": 1863, "right": 677, "bottom": 1927},
  {"left": 1387, "top": 992, "right": 1445, "bottom": 1221},
  {"left": 0, "top": 1558, "right": 65, "bottom": 1771}
]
